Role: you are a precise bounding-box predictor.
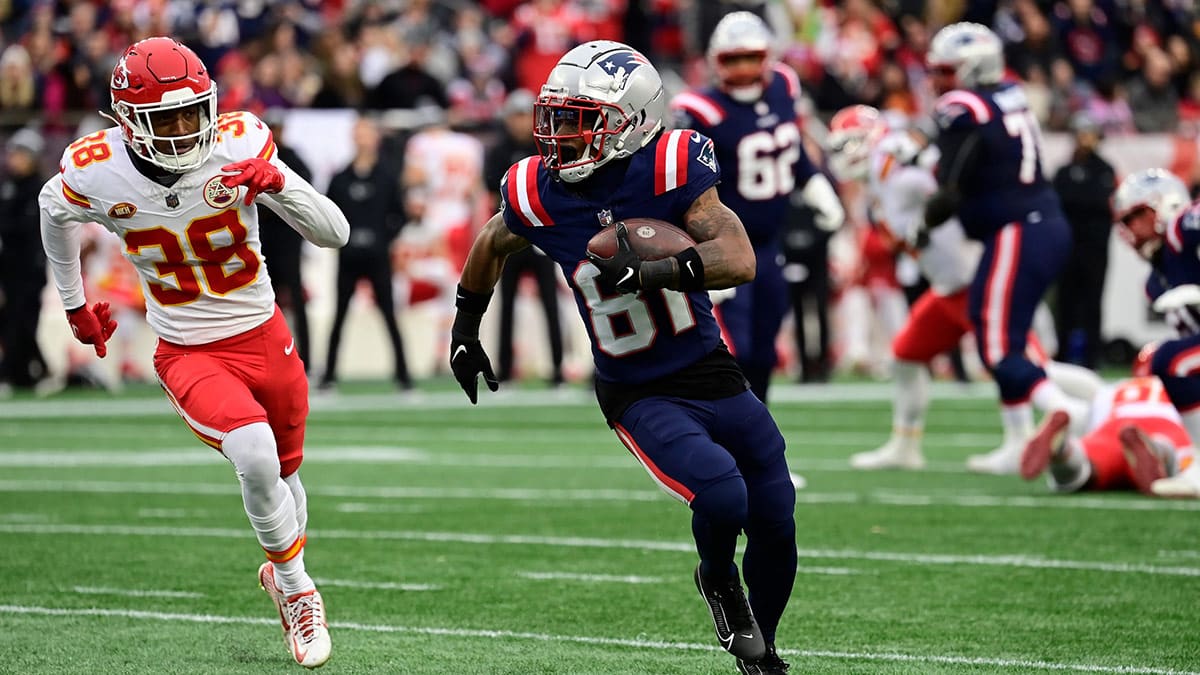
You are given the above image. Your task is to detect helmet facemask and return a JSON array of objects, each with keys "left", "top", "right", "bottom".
[
  {"left": 113, "top": 85, "right": 218, "bottom": 173},
  {"left": 535, "top": 88, "right": 634, "bottom": 183}
]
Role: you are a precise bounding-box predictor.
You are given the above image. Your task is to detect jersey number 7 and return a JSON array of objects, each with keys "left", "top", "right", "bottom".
[{"left": 1002, "top": 111, "right": 1045, "bottom": 185}]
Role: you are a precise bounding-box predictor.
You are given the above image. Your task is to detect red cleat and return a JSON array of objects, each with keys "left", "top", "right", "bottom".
[
  {"left": 1020, "top": 410, "right": 1070, "bottom": 480},
  {"left": 1119, "top": 425, "right": 1168, "bottom": 496}
]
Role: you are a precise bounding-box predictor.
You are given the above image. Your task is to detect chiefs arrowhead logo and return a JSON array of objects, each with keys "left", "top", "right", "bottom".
[
  {"left": 203, "top": 175, "right": 238, "bottom": 209},
  {"left": 108, "top": 202, "right": 137, "bottom": 219}
]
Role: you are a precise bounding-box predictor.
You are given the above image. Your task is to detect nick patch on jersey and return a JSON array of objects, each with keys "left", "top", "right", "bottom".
[{"left": 204, "top": 175, "right": 239, "bottom": 209}]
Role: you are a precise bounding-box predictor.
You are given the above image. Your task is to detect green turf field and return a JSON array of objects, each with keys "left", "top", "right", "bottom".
[{"left": 2, "top": 380, "right": 1199, "bottom": 674}]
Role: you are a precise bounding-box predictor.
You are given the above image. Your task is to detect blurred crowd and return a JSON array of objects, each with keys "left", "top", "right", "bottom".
[{"left": 1, "top": 0, "right": 1199, "bottom": 392}]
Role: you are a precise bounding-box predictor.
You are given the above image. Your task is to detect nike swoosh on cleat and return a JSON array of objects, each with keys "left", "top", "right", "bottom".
[
  {"left": 284, "top": 338, "right": 295, "bottom": 356},
  {"left": 452, "top": 345, "right": 468, "bottom": 362},
  {"left": 618, "top": 268, "right": 635, "bottom": 286},
  {"left": 741, "top": 634, "right": 755, "bottom": 639}
]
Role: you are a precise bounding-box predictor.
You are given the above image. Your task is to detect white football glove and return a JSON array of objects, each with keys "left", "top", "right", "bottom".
[
  {"left": 1152, "top": 284, "right": 1200, "bottom": 313},
  {"left": 801, "top": 174, "right": 845, "bottom": 232}
]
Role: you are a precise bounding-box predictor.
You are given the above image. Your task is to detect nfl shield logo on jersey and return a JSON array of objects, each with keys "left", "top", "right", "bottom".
[
  {"left": 597, "top": 209, "right": 614, "bottom": 227},
  {"left": 204, "top": 175, "right": 238, "bottom": 209}
]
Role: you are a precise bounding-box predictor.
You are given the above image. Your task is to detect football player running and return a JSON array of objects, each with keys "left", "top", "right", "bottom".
[
  {"left": 920, "top": 23, "right": 1089, "bottom": 474},
  {"left": 450, "top": 41, "right": 797, "bottom": 675},
  {"left": 39, "top": 38, "right": 348, "bottom": 668},
  {"left": 671, "top": 11, "right": 843, "bottom": 404},
  {"left": 1110, "top": 169, "right": 1200, "bottom": 497},
  {"left": 1020, "top": 345, "right": 1195, "bottom": 495},
  {"left": 830, "top": 105, "right": 1102, "bottom": 473}
]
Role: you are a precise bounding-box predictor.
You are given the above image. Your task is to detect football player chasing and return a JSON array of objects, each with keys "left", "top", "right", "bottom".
[
  {"left": 450, "top": 41, "right": 796, "bottom": 675},
  {"left": 919, "top": 23, "right": 1090, "bottom": 474},
  {"left": 39, "top": 38, "right": 348, "bottom": 668},
  {"left": 670, "top": 11, "right": 843, "bottom": 404},
  {"left": 1108, "top": 169, "right": 1200, "bottom": 497},
  {"left": 828, "top": 105, "right": 1102, "bottom": 473}
]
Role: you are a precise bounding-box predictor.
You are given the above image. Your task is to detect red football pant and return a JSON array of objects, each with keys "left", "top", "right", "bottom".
[
  {"left": 154, "top": 308, "right": 309, "bottom": 476},
  {"left": 891, "top": 289, "right": 973, "bottom": 363}
]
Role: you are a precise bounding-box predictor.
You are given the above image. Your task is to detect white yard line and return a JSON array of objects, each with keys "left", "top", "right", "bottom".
[
  {"left": 0, "top": 381, "right": 996, "bottom": 419},
  {"left": 517, "top": 571, "right": 665, "bottom": 584},
  {"left": 72, "top": 586, "right": 203, "bottom": 599},
  {"left": 796, "top": 567, "right": 862, "bottom": 575},
  {"left": 311, "top": 578, "right": 440, "bottom": 591},
  {"left": 2, "top": 522, "right": 1198, "bottom": 577},
  {"left": 0, "top": 604, "right": 1191, "bottom": 674},
  {"left": 1, "top": 478, "right": 1197, "bottom": 513}
]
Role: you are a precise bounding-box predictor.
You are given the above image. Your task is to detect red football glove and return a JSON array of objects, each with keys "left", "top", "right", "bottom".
[
  {"left": 67, "top": 302, "right": 118, "bottom": 358},
  {"left": 221, "top": 159, "right": 285, "bottom": 205}
]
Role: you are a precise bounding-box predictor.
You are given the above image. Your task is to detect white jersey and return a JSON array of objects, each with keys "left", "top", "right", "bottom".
[
  {"left": 1086, "top": 377, "right": 1182, "bottom": 432},
  {"left": 867, "top": 131, "right": 979, "bottom": 295},
  {"left": 40, "top": 111, "right": 349, "bottom": 345},
  {"left": 404, "top": 128, "right": 483, "bottom": 234}
]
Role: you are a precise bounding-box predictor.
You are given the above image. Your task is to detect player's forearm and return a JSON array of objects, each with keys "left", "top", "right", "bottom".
[
  {"left": 460, "top": 213, "right": 529, "bottom": 297},
  {"left": 40, "top": 214, "right": 87, "bottom": 310},
  {"left": 683, "top": 188, "right": 755, "bottom": 289},
  {"left": 264, "top": 166, "right": 350, "bottom": 248}
]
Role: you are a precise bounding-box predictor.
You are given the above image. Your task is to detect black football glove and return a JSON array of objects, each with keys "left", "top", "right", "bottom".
[
  {"left": 449, "top": 329, "right": 498, "bottom": 404},
  {"left": 586, "top": 222, "right": 642, "bottom": 294}
]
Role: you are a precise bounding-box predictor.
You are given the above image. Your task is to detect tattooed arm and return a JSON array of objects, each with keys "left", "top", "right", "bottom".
[
  {"left": 459, "top": 212, "right": 532, "bottom": 295},
  {"left": 682, "top": 186, "right": 756, "bottom": 289}
]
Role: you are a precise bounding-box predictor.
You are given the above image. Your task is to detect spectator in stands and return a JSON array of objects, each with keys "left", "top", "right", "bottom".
[
  {"left": 1128, "top": 48, "right": 1180, "bottom": 132},
  {"left": 0, "top": 128, "right": 49, "bottom": 391},
  {"left": 485, "top": 89, "right": 564, "bottom": 386},
  {"left": 366, "top": 27, "right": 449, "bottom": 111},
  {"left": 258, "top": 112, "right": 315, "bottom": 371},
  {"left": 311, "top": 31, "right": 365, "bottom": 109},
  {"left": 319, "top": 116, "right": 412, "bottom": 392},
  {"left": 1052, "top": 0, "right": 1120, "bottom": 85},
  {"left": 510, "top": 0, "right": 592, "bottom": 94},
  {"left": 1052, "top": 113, "right": 1116, "bottom": 369},
  {"left": 0, "top": 45, "right": 36, "bottom": 131}
]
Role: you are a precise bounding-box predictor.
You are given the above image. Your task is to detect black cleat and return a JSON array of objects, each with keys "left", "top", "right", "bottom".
[
  {"left": 694, "top": 564, "right": 766, "bottom": 661},
  {"left": 737, "top": 643, "right": 790, "bottom": 675}
]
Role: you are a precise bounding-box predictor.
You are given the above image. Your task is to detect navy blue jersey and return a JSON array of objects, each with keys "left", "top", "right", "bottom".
[
  {"left": 1149, "top": 203, "right": 1200, "bottom": 302},
  {"left": 670, "top": 65, "right": 817, "bottom": 246},
  {"left": 933, "top": 82, "right": 1063, "bottom": 240},
  {"left": 500, "top": 129, "right": 723, "bottom": 385}
]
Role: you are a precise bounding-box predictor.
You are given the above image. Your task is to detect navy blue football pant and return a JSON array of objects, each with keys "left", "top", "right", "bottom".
[
  {"left": 614, "top": 390, "right": 797, "bottom": 643},
  {"left": 1151, "top": 335, "right": 1200, "bottom": 416},
  {"left": 968, "top": 219, "right": 1070, "bottom": 403},
  {"left": 719, "top": 241, "right": 790, "bottom": 402}
]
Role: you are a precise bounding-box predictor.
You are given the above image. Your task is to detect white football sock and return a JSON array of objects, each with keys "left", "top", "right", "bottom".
[
  {"left": 224, "top": 423, "right": 314, "bottom": 595},
  {"left": 1031, "top": 379, "right": 1090, "bottom": 435},
  {"left": 892, "top": 360, "right": 929, "bottom": 434},
  {"left": 1180, "top": 410, "right": 1200, "bottom": 451},
  {"left": 1044, "top": 361, "right": 1104, "bottom": 401},
  {"left": 999, "top": 402, "right": 1034, "bottom": 446},
  {"left": 284, "top": 471, "right": 308, "bottom": 538}
]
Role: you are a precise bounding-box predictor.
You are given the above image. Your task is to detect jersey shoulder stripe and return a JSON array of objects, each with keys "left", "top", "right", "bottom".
[
  {"left": 60, "top": 177, "right": 92, "bottom": 208},
  {"left": 772, "top": 63, "right": 801, "bottom": 100},
  {"left": 935, "top": 90, "right": 992, "bottom": 124},
  {"left": 504, "top": 156, "right": 553, "bottom": 228},
  {"left": 654, "top": 129, "right": 691, "bottom": 195},
  {"left": 671, "top": 91, "right": 725, "bottom": 126}
]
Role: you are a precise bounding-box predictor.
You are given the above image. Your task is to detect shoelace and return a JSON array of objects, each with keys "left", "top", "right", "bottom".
[
  {"left": 718, "top": 580, "right": 754, "bottom": 630},
  {"left": 286, "top": 594, "right": 325, "bottom": 643}
]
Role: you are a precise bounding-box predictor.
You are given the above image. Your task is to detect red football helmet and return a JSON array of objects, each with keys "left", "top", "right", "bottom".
[
  {"left": 109, "top": 37, "right": 218, "bottom": 173},
  {"left": 827, "top": 105, "right": 887, "bottom": 182}
]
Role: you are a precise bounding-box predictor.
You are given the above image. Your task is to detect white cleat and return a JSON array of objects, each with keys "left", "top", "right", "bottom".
[
  {"left": 966, "top": 443, "right": 1024, "bottom": 475},
  {"left": 1151, "top": 465, "right": 1200, "bottom": 499},
  {"left": 850, "top": 439, "right": 926, "bottom": 470},
  {"left": 259, "top": 563, "right": 331, "bottom": 669}
]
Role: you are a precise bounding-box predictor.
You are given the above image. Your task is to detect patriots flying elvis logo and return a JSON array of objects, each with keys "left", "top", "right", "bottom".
[{"left": 600, "top": 51, "right": 650, "bottom": 89}]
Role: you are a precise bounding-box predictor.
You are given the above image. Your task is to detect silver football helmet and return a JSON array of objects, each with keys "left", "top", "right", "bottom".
[
  {"left": 534, "top": 41, "right": 666, "bottom": 183},
  {"left": 1113, "top": 168, "right": 1192, "bottom": 258},
  {"left": 927, "top": 22, "right": 1004, "bottom": 90},
  {"left": 707, "top": 11, "right": 773, "bottom": 103}
]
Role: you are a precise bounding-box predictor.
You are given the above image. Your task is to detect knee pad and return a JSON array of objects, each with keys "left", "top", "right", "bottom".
[
  {"left": 990, "top": 355, "right": 1046, "bottom": 403},
  {"left": 690, "top": 476, "right": 748, "bottom": 529},
  {"left": 223, "top": 422, "right": 282, "bottom": 492}
]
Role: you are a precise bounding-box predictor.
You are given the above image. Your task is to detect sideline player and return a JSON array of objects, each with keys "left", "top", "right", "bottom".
[
  {"left": 39, "top": 37, "right": 348, "bottom": 668},
  {"left": 450, "top": 41, "right": 796, "bottom": 675},
  {"left": 920, "top": 23, "right": 1089, "bottom": 473},
  {"left": 671, "top": 11, "right": 843, "bottom": 403}
]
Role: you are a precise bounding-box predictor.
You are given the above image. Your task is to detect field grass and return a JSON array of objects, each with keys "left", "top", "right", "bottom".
[{"left": 1, "top": 378, "right": 1199, "bottom": 674}]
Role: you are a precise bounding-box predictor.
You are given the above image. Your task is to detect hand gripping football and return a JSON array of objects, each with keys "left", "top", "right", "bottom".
[{"left": 586, "top": 218, "right": 697, "bottom": 261}]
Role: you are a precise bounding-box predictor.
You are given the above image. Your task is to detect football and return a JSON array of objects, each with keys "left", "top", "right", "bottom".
[{"left": 586, "top": 218, "right": 697, "bottom": 261}]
